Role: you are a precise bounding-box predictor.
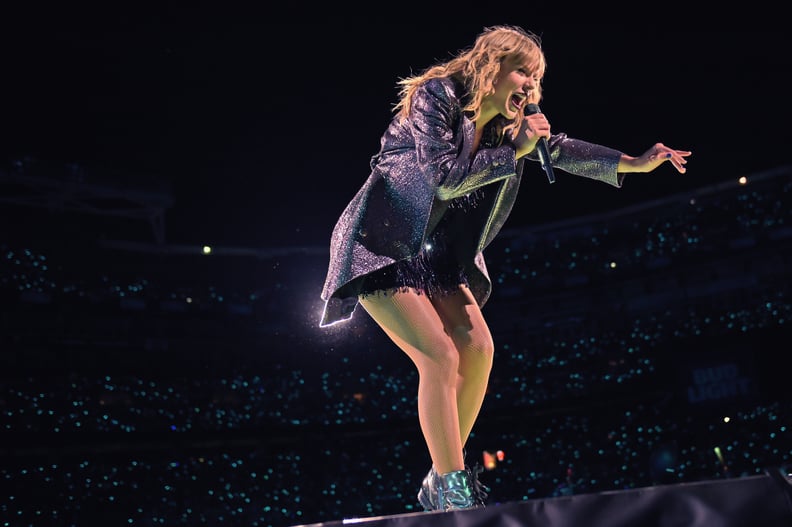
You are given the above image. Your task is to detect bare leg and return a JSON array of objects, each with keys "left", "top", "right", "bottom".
[
  {"left": 359, "top": 285, "right": 494, "bottom": 472},
  {"left": 430, "top": 286, "right": 494, "bottom": 448},
  {"left": 359, "top": 288, "right": 465, "bottom": 474}
]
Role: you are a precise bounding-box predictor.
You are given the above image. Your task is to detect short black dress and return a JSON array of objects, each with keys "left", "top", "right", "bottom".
[{"left": 359, "top": 188, "right": 484, "bottom": 299}]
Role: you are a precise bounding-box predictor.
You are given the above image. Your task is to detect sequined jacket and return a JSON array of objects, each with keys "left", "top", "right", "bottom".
[{"left": 319, "top": 76, "right": 625, "bottom": 327}]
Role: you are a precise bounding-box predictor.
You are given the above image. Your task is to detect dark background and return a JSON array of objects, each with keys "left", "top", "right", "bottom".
[
  {"left": 2, "top": 5, "right": 791, "bottom": 249},
  {"left": 2, "top": 7, "right": 791, "bottom": 526}
]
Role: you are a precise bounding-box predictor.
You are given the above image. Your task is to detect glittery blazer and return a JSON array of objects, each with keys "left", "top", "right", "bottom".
[{"left": 320, "top": 76, "right": 625, "bottom": 327}]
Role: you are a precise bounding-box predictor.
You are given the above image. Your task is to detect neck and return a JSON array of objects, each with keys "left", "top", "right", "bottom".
[{"left": 476, "top": 102, "right": 499, "bottom": 130}]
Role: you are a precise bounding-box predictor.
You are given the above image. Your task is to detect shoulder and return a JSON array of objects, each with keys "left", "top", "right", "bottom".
[
  {"left": 420, "top": 77, "right": 464, "bottom": 100},
  {"left": 413, "top": 77, "right": 466, "bottom": 114}
]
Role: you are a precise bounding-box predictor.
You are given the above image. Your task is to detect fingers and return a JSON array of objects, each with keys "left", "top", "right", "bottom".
[
  {"left": 648, "top": 143, "right": 691, "bottom": 174},
  {"left": 667, "top": 148, "right": 691, "bottom": 174},
  {"left": 524, "top": 113, "right": 550, "bottom": 137},
  {"left": 670, "top": 155, "right": 687, "bottom": 174}
]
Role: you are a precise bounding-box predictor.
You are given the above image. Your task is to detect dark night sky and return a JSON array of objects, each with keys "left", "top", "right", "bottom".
[{"left": 2, "top": 5, "right": 791, "bottom": 249}]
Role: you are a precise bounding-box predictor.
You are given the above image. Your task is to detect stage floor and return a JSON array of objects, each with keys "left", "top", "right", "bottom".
[{"left": 292, "top": 470, "right": 792, "bottom": 527}]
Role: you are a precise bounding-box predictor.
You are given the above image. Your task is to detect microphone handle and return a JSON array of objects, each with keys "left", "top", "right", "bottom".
[
  {"left": 536, "top": 137, "right": 555, "bottom": 184},
  {"left": 524, "top": 104, "right": 556, "bottom": 184}
]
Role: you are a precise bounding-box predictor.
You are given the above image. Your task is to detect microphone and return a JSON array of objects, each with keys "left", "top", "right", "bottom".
[{"left": 524, "top": 103, "right": 555, "bottom": 184}]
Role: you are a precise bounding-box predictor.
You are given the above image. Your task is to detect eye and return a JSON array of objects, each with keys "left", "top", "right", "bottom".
[{"left": 516, "top": 68, "right": 541, "bottom": 82}]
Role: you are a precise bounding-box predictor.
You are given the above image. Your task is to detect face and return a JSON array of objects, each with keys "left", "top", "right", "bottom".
[{"left": 486, "top": 62, "right": 541, "bottom": 119}]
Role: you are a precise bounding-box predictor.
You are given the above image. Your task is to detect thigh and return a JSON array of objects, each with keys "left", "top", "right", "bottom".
[
  {"left": 430, "top": 285, "right": 493, "bottom": 353},
  {"left": 358, "top": 288, "right": 456, "bottom": 365}
]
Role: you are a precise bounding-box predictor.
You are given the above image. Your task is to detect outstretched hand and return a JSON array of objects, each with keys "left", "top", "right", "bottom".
[{"left": 621, "top": 143, "right": 691, "bottom": 174}]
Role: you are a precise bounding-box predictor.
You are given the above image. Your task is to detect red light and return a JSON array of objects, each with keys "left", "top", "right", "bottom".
[{"left": 482, "top": 451, "right": 497, "bottom": 470}]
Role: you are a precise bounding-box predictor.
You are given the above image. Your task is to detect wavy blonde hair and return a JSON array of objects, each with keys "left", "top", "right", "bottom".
[{"left": 394, "top": 25, "right": 546, "bottom": 140}]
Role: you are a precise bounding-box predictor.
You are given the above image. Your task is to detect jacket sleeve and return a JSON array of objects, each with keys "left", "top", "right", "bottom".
[
  {"left": 539, "top": 132, "right": 626, "bottom": 187},
  {"left": 408, "top": 79, "right": 517, "bottom": 201}
]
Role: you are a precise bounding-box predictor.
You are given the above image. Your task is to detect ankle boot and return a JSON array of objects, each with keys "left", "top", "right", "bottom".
[
  {"left": 466, "top": 463, "right": 490, "bottom": 507},
  {"left": 417, "top": 466, "right": 439, "bottom": 511},
  {"left": 437, "top": 469, "right": 477, "bottom": 510}
]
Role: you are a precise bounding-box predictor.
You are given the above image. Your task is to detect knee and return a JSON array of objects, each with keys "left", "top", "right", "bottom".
[
  {"left": 478, "top": 331, "right": 495, "bottom": 360},
  {"left": 452, "top": 327, "right": 494, "bottom": 364},
  {"left": 475, "top": 336, "right": 495, "bottom": 367},
  {"left": 421, "top": 342, "right": 461, "bottom": 380}
]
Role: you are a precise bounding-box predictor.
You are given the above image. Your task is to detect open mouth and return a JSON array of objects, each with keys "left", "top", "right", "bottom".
[{"left": 510, "top": 93, "right": 526, "bottom": 111}]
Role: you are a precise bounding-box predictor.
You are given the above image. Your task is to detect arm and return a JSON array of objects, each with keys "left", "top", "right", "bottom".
[
  {"left": 618, "top": 142, "right": 691, "bottom": 174},
  {"left": 520, "top": 133, "right": 691, "bottom": 188},
  {"left": 518, "top": 109, "right": 691, "bottom": 178}
]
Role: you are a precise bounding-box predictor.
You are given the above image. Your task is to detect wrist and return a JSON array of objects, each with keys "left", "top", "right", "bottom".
[{"left": 617, "top": 154, "right": 639, "bottom": 173}]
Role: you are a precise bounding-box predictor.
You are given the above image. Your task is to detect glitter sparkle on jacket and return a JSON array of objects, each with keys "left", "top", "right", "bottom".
[{"left": 319, "top": 76, "right": 625, "bottom": 327}]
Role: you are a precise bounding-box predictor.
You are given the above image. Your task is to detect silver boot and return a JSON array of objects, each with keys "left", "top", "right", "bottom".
[
  {"left": 417, "top": 466, "right": 439, "bottom": 511},
  {"left": 437, "top": 469, "right": 477, "bottom": 510},
  {"left": 467, "top": 463, "right": 490, "bottom": 507}
]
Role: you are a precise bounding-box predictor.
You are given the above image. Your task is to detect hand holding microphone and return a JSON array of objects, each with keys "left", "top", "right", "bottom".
[{"left": 522, "top": 103, "right": 555, "bottom": 184}]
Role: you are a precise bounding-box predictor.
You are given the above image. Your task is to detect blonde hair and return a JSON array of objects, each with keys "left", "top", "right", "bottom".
[{"left": 394, "top": 25, "right": 546, "bottom": 139}]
